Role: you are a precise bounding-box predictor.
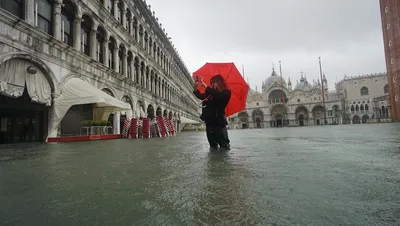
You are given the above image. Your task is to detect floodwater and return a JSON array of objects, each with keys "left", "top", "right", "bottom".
[{"left": 1, "top": 124, "right": 400, "bottom": 226}]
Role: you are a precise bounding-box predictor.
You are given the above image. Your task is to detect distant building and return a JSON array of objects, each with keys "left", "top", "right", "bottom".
[
  {"left": 228, "top": 70, "right": 389, "bottom": 129},
  {"left": 379, "top": 0, "right": 400, "bottom": 121}
]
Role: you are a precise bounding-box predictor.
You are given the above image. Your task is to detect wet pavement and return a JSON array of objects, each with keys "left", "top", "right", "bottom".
[{"left": 1, "top": 123, "right": 400, "bottom": 225}]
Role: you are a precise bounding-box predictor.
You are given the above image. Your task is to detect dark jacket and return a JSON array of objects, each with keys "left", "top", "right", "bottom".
[{"left": 193, "top": 87, "right": 231, "bottom": 126}]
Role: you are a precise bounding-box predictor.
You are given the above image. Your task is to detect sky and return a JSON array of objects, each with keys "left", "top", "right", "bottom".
[{"left": 146, "top": 0, "right": 386, "bottom": 91}]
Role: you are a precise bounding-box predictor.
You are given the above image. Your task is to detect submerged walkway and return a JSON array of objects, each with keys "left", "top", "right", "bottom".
[{"left": 0, "top": 124, "right": 400, "bottom": 225}]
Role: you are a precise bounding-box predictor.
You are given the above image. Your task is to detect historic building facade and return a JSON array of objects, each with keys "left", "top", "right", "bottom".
[
  {"left": 335, "top": 73, "right": 390, "bottom": 124},
  {"left": 228, "top": 69, "right": 389, "bottom": 129},
  {"left": 379, "top": 0, "right": 400, "bottom": 121},
  {"left": 0, "top": 0, "right": 199, "bottom": 143}
]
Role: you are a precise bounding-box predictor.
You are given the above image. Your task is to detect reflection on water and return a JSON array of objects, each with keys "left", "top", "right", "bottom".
[{"left": 0, "top": 123, "right": 400, "bottom": 225}]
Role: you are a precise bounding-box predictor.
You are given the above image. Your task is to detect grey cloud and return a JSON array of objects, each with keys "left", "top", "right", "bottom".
[{"left": 147, "top": 0, "right": 386, "bottom": 90}]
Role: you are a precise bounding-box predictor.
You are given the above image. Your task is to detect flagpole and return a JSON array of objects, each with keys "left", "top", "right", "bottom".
[
  {"left": 279, "top": 60, "right": 285, "bottom": 127},
  {"left": 319, "top": 57, "right": 327, "bottom": 125},
  {"left": 242, "top": 65, "right": 245, "bottom": 78}
]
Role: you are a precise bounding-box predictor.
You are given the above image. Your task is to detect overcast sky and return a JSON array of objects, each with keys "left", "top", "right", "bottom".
[{"left": 146, "top": 0, "right": 386, "bottom": 91}]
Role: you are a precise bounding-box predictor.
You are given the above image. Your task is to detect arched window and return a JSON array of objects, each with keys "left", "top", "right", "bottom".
[
  {"left": 35, "top": 0, "right": 53, "bottom": 35},
  {"left": 360, "top": 87, "right": 369, "bottom": 95},
  {"left": 365, "top": 104, "right": 369, "bottom": 111},
  {"left": 384, "top": 84, "right": 389, "bottom": 93},
  {"left": 355, "top": 105, "right": 359, "bottom": 112},
  {"left": 126, "top": 9, "right": 131, "bottom": 32},
  {"left": 1, "top": 0, "right": 23, "bottom": 19},
  {"left": 96, "top": 26, "right": 106, "bottom": 63},
  {"left": 118, "top": 44, "right": 125, "bottom": 74},
  {"left": 127, "top": 51, "right": 133, "bottom": 79},
  {"left": 117, "top": 0, "right": 123, "bottom": 24},
  {"left": 108, "top": 37, "right": 117, "bottom": 70},
  {"left": 61, "top": 0, "right": 76, "bottom": 47},
  {"left": 81, "top": 15, "right": 93, "bottom": 56},
  {"left": 360, "top": 104, "right": 364, "bottom": 111}
]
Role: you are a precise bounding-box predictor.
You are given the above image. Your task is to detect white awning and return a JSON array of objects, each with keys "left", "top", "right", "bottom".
[
  {"left": 47, "top": 77, "right": 131, "bottom": 139},
  {"left": 180, "top": 116, "right": 201, "bottom": 124}
]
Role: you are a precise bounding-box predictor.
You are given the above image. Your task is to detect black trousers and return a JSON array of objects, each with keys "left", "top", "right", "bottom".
[{"left": 206, "top": 124, "right": 230, "bottom": 148}]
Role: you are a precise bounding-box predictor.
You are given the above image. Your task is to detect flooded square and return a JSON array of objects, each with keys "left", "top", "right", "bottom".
[{"left": 1, "top": 124, "right": 400, "bottom": 225}]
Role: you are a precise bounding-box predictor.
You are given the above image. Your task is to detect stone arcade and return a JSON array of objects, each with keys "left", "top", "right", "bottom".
[{"left": 0, "top": 0, "right": 199, "bottom": 143}]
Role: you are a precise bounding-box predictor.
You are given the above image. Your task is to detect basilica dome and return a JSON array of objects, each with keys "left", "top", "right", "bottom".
[
  {"left": 294, "top": 75, "right": 311, "bottom": 91},
  {"left": 264, "top": 69, "right": 286, "bottom": 88}
]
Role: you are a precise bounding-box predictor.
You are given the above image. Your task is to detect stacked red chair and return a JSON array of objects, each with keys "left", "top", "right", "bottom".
[
  {"left": 164, "top": 117, "right": 175, "bottom": 136},
  {"left": 156, "top": 115, "right": 167, "bottom": 137},
  {"left": 122, "top": 119, "right": 131, "bottom": 138},
  {"left": 142, "top": 118, "right": 151, "bottom": 139},
  {"left": 129, "top": 118, "right": 138, "bottom": 139}
]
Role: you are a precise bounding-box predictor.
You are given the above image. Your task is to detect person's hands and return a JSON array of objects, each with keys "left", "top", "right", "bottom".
[{"left": 199, "top": 77, "right": 207, "bottom": 87}]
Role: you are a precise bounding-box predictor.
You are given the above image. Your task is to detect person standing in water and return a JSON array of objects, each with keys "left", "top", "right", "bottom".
[{"left": 193, "top": 74, "right": 231, "bottom": 150}]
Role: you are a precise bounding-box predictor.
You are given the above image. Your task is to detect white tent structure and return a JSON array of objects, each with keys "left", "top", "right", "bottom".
[{"left": 47, "top": 77, "right": 132, "bottom": 140}]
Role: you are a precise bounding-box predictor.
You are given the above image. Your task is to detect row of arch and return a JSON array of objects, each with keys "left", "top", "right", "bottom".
[
  {"left": 101, "top": 87, "right": 179, "bottom": 120},
  {"left": 237, "top": 104, "right": 340, "bottom": 122},
  {"left": 1, "top": 0, "right": 186, "bottom": 106}
]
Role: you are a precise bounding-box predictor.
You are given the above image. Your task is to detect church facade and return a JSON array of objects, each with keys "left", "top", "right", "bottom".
[{"left": 228, "top": 69, "right": 389, "bottom": 129}]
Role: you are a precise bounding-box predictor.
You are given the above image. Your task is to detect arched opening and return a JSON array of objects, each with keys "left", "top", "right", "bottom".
[
  {"left": 238, "top": 111, "right": 249, "bottom": 129},
  {"left": 136, "top": 101, "right": 145, "bottom": 118},
  {"left": 312, "top": 105, "right": 325, "bottom": 125},
  {"left": 147, "top": 104, "right": 154, "bottom": 120},
  {"left": 360, "top": 87, "right": 369, "bottom": 96},
  {"left": 156, "top": 107, "right": 162, "bottom": 116},
  {"left": 351, "top": 105, "right": 355, "bottom": 112},
  {"left": 352, "top": 115, "right": 361, "bottom": 124},
  {"left": 362, "top": 115, "right": 369, "bottom": 123},
  {"left": 96, "top": 26, "right": 106, "bottom": 64},
  {"left": 61, "top": 0, "right": 77, "bottom": 47},
  {"left": 126, "top": 9, "right": 132, "bottom": 32},
  {"left": 271, "top": 105, "right": 287, "bottom": 127},
  {"left": 120, "top": 95, "right": 132, "bottom": 129},
  {"left": 295, "top": 106, "right": 309, "bottom": 126},
  {"left": 268, "top": 90, "right": 287, "bottom": 104},
  {"left": 140, "top": 61, "right": 145, "bottom": 86},
  {"left": 252, "top": 109, "right": 263, "bottom": 128},
  {"left": 384, "top": 84, "right": 389, "bottom": 94},
  {"left": 168, "top": 111, "right": 173, "bottom": 120},
  {"left": 163, "top": 109, "right": 168, "bottom": 117},
  {"left": 127, "top": 51, "right": 133, "bottom": 79},
  {"left": 117, "top": 0, "right": 124, "bottom": 24},
  {"left": 134, "top": 57, "right": 140, "bottom": 83},
  {"left": 145, "top": 66, "right": 150, "bottom": 90},
  {"left": 35, "top": 0, "right": 54, "bottom": 35},
  {"left": 108, "top": 37, "right": 117, "bottom": 70},
  {"left": 108, "top": 0, "right": 115, "bottom": 15},
  {"left": 0, "top": 58, "right": 53, "bottom": 143},
  {"left": 81, "top": 14, "right": 93, "bottom": 56},
  {"left": 119, "top": 44, "right": 125, "bottom": 74}
]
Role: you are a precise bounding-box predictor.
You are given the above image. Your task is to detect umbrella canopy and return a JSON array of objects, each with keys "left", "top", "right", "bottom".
[{"left": 193, "top": 62, "right": 249, "bottom": 117}]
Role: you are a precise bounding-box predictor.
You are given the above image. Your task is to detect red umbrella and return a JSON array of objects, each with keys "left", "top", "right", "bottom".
[{"left": 193, "top": 62, "right": 249, "bottom": 117}]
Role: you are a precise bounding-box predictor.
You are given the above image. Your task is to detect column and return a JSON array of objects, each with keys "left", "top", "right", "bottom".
[
  {"left": 25, "top": 0, "right": 35, "bottom": 26},
  {"left": 90, "top": 28, "right": 97, "bottom": 59},
  {"left": 53, "top": 1, "right": 62, "bottom": 41},
  {"left": 113, "top": 48, "right": 119, "bottom": 73},
  {"left": 130, "top": 60, "right": 135, "bottom": 80},
  {"left": 103, "top": 37, "right": 109, "bottom": 66},
  {"left": 122, "top": 6, "right": 127, "bottom": 28},
  {"left": 113, "top": 112, "right": 121, "bottom": 134},
  {"left": 123, "top": 53, "right": 127, "bottom": 77},
  {"left": 113, "top": 0, "right": 118, "bottom": 20},
  {"left": 103, "top": 0, "right": 108, "bottom": 8},
  {"left": 73, "top": 16, "right": 82, "bottom": 51}
]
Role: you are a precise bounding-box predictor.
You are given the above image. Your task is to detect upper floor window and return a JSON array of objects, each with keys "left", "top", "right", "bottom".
[
  {"left": 360, "top": 87, "right": 369, "bottom": 96},
  {"left": 0, "top": 0, "right": 24, "bottom": 19},
  {"left": 35, "top": 0, "right": 53, "bottom": 35},
  {"left": 61, "top": 0, "right": 76, "bottom": 47},
  {"left": 384, "top": 84, "right": 389, "bottom": 93}
]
